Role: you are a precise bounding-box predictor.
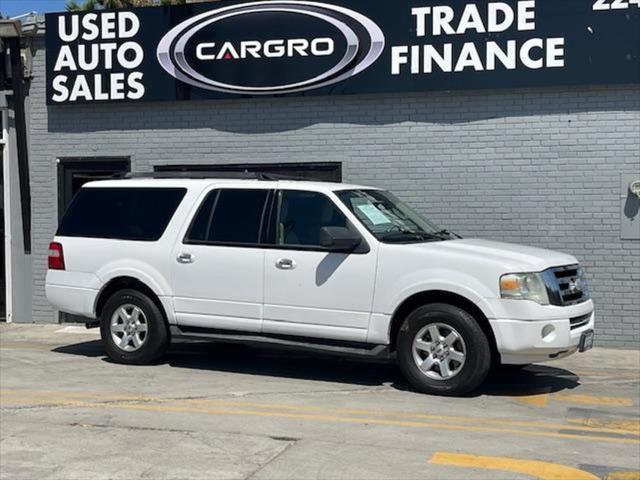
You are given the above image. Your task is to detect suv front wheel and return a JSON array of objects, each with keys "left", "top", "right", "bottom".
[
  {"left": 100, "top": 289, "right": 169, "bottom": 364},
  {"left": 396, "top": 303, "right": 491, "bottom": 396}
]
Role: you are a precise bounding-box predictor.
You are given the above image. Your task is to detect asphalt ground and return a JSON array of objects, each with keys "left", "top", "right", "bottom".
[{"left": 1, "top": 323, "right": 639, "bottom": 480}]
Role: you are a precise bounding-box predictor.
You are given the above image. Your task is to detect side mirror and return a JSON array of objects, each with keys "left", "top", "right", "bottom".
[{"left": 319, "top": 226, "right": 362, "bottom": 253}]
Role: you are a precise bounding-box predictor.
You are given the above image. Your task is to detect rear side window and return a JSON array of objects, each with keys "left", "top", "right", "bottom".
[
  {"left": 57, "top": 187, "right": 186, "bottom": 241},
  {"left": 186, "top": 189, "right": 269, "bottom": 245}
]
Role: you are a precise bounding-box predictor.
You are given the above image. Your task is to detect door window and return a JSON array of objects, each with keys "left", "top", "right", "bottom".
[
  {"left": 276, "top": 190, "right": 349, "bottom": 247},
  {"left": 186, "top": 189, "right": 269, "bottom": 245}
]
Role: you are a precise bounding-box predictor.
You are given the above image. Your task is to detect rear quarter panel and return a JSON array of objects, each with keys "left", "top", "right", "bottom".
[{"left": 46, "top": 185, "right": 203, "bottom": 322}]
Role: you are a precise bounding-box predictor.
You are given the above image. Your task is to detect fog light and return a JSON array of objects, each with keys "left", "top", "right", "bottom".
[{"left": 541, "top": 324, "right": 556, "bottom": 343}]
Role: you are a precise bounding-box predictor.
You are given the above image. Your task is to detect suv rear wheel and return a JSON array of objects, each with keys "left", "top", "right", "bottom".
[
  {"left": 100, "top": 289, "right": 169, "bottom": 364},
  {"left": 396, "top": 303, "right": 491, "bottom": 396}
]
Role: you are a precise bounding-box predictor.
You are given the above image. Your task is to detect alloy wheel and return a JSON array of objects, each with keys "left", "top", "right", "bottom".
[
  {"left": 411, "top": 323, "right": 466, "bottom": 380},
  {"left": 110, "top": 304, "right": 148, "bottom": 352}
]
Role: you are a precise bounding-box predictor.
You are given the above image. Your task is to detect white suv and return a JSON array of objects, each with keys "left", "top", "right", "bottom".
[{"left": 46, "top": 177, "right": 595, "bottom": 395}]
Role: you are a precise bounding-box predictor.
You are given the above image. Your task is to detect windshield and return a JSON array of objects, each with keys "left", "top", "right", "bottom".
[{"left": 336, "top": 190, "right": 452, "bottom": 243}]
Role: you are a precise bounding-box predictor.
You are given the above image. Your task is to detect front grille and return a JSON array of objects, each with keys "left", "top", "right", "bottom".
[
  {"left": 570, "top": 312, "right": 592, "bottom": 330},
  {"left": 542, "top": 264, "right": 590, "bottom": 306}
]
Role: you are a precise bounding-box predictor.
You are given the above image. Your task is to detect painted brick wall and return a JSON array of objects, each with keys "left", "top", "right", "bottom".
[{"left": 27, "top": 38, "right": 640, "bottom": 348}]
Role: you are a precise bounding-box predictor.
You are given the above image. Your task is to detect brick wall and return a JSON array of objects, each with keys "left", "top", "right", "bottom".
[{"left": 27, "top": 37, "right": 640, "bottom": 347}]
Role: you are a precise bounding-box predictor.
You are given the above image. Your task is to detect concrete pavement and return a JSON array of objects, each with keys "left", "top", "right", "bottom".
[{"left": 1, "top": 323, "right": 639, "bottom": 480}]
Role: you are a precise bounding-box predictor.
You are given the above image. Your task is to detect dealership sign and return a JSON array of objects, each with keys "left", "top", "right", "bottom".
[
  {"left": 156, "top": 2, "right": 385, "bottom": 95},
  {"left": 45, "top": 0, "right": 640, "bottom": 104}
]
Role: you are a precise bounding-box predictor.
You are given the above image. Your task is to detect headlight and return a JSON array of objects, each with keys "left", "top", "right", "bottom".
[{"left": 500, "top": 272, "right": 550, "bottom": 305}]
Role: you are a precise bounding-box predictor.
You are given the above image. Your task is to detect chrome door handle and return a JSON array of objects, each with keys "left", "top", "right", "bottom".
[
  {"left": 177, "top": 253, "right": 194, "bottom": 264},
  {"left": 276, "top": 258, "right": 296, "bottom": 270}
]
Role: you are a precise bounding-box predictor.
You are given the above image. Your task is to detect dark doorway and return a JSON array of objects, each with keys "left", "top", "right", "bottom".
[
  {"left": 154, "top": 162, "right": 342, "bottom": 182},
  {"left": 57, "top": 157, "right": 130, "bottom": 323},
  {"left": 1, "top": 148, "right": 5, "bottom": 322},
  {"left": 58, "top": 157, "right": 130, "bottom": 219}
]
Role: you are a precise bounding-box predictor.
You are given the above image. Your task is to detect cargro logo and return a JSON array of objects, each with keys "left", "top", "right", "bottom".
[{"left": 156, "top": 1, "right": 385, "bottom": 95}]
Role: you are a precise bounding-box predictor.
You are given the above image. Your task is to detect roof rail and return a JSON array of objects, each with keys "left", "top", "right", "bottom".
[{"left": 123, "top": 171, "right": 310, "bottom": 181}]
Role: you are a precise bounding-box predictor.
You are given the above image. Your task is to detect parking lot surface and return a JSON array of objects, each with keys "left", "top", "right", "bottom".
[{"left": 1, "top": 324, "right": 639, "bottom": 480}]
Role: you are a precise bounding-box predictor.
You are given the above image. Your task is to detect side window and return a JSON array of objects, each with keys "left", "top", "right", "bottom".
[
  {"left": 57, "top": 188, "right": 186, "bottom": 241},
  {"left": 186, "top": 189, "right": 269, "bottom": 245},
  {"left": 277, "top": 190, "right": 349, "bottom": 247}
]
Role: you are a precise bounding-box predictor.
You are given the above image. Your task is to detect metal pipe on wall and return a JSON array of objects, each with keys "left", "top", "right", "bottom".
[{"left": 7, "top": 37, "right": 31, "bottom": 254}]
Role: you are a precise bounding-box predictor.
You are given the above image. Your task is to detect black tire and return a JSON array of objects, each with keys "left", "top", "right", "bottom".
[
  {"left": 100, "top": 289, "right": 169, "bottom": 364},
  {"left": 396, "top": 303, "right": 491, "bottom": 396}
]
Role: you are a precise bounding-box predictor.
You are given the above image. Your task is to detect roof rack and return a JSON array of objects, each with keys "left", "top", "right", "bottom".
[{"left": 118, "top": 171, "right": 310, "bottom": 181}]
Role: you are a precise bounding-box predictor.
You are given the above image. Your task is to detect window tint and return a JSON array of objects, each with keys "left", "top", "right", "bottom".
[
  {"left": 187, "top": 189, "right": 269, "bottom": 245},
  {"left": 57, "top": 188, "right": 186, "bottom": 241},
  {"left": 277, "top": 190, "right": 348, "bottom": 247},
  {"left": 187, "top": 192, "right": 216, "bottom": 243}
]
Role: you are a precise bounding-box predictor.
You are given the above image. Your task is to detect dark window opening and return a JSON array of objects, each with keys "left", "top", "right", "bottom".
[{"left": 58, "top": 158, "right": 130, "bottom": 220}]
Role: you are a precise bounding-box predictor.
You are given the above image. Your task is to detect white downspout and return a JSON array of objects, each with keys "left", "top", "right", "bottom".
[{"left": 1, "top": 108, "right": 12, "bottom": 323}]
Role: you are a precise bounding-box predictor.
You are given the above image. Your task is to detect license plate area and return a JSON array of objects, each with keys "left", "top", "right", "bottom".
[{"left": 579, "top": 329, "right": 594, "bottom": 352}]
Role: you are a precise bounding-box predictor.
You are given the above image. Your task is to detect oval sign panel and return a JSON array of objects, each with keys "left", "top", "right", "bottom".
[{"left": 157, "top": 1, "right": 385, "bottom": 95}]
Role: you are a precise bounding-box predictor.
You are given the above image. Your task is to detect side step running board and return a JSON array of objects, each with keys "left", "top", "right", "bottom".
[{"left": 170, "top": 326, "right": 391, "bottom": 360}]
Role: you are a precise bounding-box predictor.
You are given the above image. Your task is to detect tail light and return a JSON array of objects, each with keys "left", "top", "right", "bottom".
[{"left": 48, "top": 242, "right": 65, "bottom": 270}]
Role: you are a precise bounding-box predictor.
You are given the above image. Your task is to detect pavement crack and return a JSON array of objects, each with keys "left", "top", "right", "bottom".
[
  {"left": 269, "top": 435, "right": 301, "bottom": 442},
  {"left": 206, "top": 386, "right": 393, "bottom": 400},
  {"left": 244, "top": 437, "right": 299, "bottom": 480},
  {"left": 0, "top": 404, "right": 75, "bottom": 411},
  {"left": 0, "top": 394, "right": 215, "bottom": 412},
  {"left": 66, "top": 422, "right": 195, "bottom": 434}
]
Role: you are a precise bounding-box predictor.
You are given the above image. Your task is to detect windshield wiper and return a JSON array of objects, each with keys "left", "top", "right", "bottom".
[
  {"left": 436, "top": 229, "right": 463, "bottom": 239},
  {"left": 381, "top": 230, "right": 442, "bottom": 242}
]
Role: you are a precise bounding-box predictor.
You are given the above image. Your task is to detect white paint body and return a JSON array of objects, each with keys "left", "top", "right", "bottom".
[{"left": 46, "top": 178, "right": 595, "bottom": 364}]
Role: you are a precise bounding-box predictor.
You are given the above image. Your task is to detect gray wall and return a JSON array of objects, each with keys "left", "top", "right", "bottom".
[{"left": 26, "top": 37, "right": 640, "bottom": 348}]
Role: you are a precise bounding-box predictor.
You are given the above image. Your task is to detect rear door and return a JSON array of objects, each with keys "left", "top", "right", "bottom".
[
  {"left": 171, "top": 187, "right": 271, "bottom": 332},
  {"left": 262, "top": 189, "right": 378, "bottom": 342}
]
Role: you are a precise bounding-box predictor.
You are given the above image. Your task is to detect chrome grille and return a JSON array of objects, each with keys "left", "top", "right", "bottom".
[
  {"left": 542, "top": 264, "right": 590, "bottom": 306},
  {"left": 570, "top": 312, "right": 592, "bottom": 330}
]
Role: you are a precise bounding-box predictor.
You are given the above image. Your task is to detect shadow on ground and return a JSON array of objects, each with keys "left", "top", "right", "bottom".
[
  {"left": 479, "top": 364, "right": 580, "bottom": 398},
  {"left": 52, "top": 340, "right": 580, "bottom": 396}
]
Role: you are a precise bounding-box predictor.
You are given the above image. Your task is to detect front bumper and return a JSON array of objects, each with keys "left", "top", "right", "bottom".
[{"left": 486, "top": 299, "right": 595, "bottom": 364}]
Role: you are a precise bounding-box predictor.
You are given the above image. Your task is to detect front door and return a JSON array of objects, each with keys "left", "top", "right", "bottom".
[
  {"left": 263, "top": 190, "right": 378, "bottom": 343},
  {"left": 171, "top": 188, "right": 271, "bottom": 332}
]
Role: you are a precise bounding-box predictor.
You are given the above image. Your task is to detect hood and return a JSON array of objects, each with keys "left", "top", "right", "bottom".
[{"left": 425, "top": 238, "right": 578, "bottom": 272}]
